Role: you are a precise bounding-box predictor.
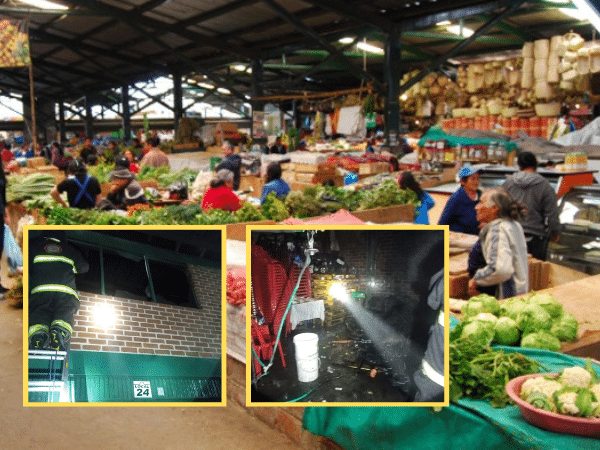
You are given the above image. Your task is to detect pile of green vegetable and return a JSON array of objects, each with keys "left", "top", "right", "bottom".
[
  {"left": 235, "top": 181, "right": 420, "bottom": 221},
  {"left": 88, "top": 162, "right": 115, "bottom": 184},
  {"left": 460, "top": 292, "right": 578, "bottom": 351},
  {"left": 45, "top": 203, "right": 239, "bottom": 226},
  {"left": 137, "top": 165, "right": 170, "bottom": 181},
  {"left": 157, "top": 168, "right": 198, "bottom": 188},
  {"left": 7, "top": 173, "right": 55, "bottom": 203},
  {"left": 449, "top": 325, "right": 542, "bottom": 407},
  {"left": 520, "top": 363, "right": 600, "bottom": 418}
]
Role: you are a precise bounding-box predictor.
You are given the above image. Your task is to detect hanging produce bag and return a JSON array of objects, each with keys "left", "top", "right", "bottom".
[{"left": 4, "top": 224, "right": 22, "bottom": 273}]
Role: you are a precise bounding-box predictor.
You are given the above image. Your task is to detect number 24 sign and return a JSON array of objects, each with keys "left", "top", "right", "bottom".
[{"left": 133, "top": 381, "right": 152, "bottom": 398}]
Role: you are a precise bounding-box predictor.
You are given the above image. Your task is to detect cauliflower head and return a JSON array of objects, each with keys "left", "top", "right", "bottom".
[{"left": 561, "top": 366, "right": 592, "bottom": 389}]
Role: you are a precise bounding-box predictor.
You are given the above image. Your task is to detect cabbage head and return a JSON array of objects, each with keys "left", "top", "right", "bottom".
[
  {"left": 463, "top": 294, "right": 500, "bottom": 318},
  {"left": 493, "top": 317, "right": 520, "bottom": 346},
  {"left": 529, "top": 293, "right": 564, "bottom": 318},
  {"left": 461, "top": 320, "right": 495, "bottom": 346},
  {"left": 517, "top": 304, "right": 552, "bottom": 335},
  {"left": 550, "top": 312, "right": 578, "bottom": 342},
  {"left": 500, "top": 298, "right": 526, "bottom": 320},
  {"left": 521, "top": 331, "right": 561, "bottom": 352},
  {"left": 472, "top": 313, "right": 498, "bottom": 324}
]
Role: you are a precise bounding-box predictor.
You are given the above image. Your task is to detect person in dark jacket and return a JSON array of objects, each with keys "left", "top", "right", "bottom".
[
  {"left": 268, "top": 136, "right": 286, "bottom": 154},
  {"left": 438, "top": 165, "right": 481, "bottom": 235},
  {"left": 215, "top": 140, "right": 242, "bottom": 190},
  {"left": 105, "top": 169, "right": 148, "bottom": 210},
  {"left": 79, "top": 138, "right": 97, "bottom": 165},
  {"left": 502, "top": 151, "right": 559, "bottom": 260},
  {"left": 414, "top": 269, "right": 445, "bottom": 402},
  {"left": 51, "top": 158, "right": 101, "bottom": 209},
  {"left": 28, "top": 231, "right": 89, "bottom": 351}
]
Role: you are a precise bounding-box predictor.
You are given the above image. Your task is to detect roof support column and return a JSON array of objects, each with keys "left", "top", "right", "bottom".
[
  {"left": 173, "top": 69, "right": 183, "bottom": 133},
  {"left": 385, "top": 24, "right": 401, "bottom": 148},
  {"left": 59, "top": 101, "right": 66, "bottom": 143},
  {"left": 251, "top": 59, "right": 265, "bottom": 141},
  {"left": 122, "top": 84, "right": 131, "bottom": 142},
  {"left": 85, "top": 95, "right": 94, "bottom": 139}
]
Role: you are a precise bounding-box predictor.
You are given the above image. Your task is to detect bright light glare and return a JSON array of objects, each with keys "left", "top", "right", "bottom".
[
  {"left": 436, "top": 20, "right": 451, "bottom": 26},
  {"left": 231, "top": 64, "right": 247, "bottom": 72},
  {"left": 400, "top": 94, "right": 408, "bottom": 101},
  {"left": 559, "top": 6, "right": 587, "bottom": 20},
  {"left": 339, "top": 37, "right": 354, "bottom": 44},
  {"left": 446, "top": 25, "right": 474, "bottom": 37},
  {"left": 328, "top": 281, "right": 349, "bottom": 302},
  {"left": 356, "top": 42, "right": 384, "bottom": 54},
  {"left": 18, "top": 0, "right": 68, "bottom": 10},
  {"left": 217, "top": 87, "right": 231, "bottom": 95},
  {"left": 94, "top": 303, "right": 116, "bottom": 329},
  {"left": 198, "top": 82, "right": 214, "bottom": 89},
  {"left": 570, "top": 0, "right": 600, "bottom": 32}
]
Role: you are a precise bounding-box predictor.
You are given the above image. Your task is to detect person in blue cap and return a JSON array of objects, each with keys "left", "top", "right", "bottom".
[{"left": 438, "top": 165, "right": 481, "bottom": 235}]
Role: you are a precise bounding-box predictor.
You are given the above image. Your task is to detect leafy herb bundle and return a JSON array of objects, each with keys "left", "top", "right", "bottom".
[{"left": 449, "top": 325, "right": 542, "bottom": 408}]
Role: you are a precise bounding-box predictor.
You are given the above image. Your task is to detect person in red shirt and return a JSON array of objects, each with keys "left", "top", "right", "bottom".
[
  {"left": 1, "top": 144, "right": 14, "bottom": 164},
  {"left": 201, "top": 169, "right": 241, "bottom": 212}
]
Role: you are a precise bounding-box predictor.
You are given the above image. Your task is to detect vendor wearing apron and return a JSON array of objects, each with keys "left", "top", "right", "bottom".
[{"left": 51, "top": 158, "right": 101, "bottom": 209}]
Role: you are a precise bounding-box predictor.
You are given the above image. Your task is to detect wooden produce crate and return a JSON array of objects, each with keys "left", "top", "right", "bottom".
[
  {"left": 291, "top": 176, "right": 344, "bottom": 191},
  {"left": 36, "top": 165, "right": 65, "bottom": 184},
  {"left": 350, "top": 204, "right": 414, "bottom": 224},
  {"left": 26, "top": 157, "right": 47, "bottom": 169},
  {"left": 239, "top": 175, "right": 264, "bottom": 195},
  {"left": 359, "top": 162, "right": 389, "bottom": 176},
  {"left": 226, "top": 220, "right": 276, "bottom": 242},
  {"left": 294, "top": 163, "right": 337, "bottom": 175}
]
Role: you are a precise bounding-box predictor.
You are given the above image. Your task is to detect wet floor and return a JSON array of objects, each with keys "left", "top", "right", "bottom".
[{"left": 251, "top": 320, "right": 412, "bottom": 404}]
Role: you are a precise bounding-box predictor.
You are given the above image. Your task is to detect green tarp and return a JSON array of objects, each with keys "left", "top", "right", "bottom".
[
  {"left": 417, "top": 127, "right": 519, "bottom": 152},
  {"left": 304, "top": 321, "right": 600, "bottom": 450}
]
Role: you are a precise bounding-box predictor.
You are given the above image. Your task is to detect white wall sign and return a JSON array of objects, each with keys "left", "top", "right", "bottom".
[{"left": 133, "top": 381, "right": 152, "bottom": 398}]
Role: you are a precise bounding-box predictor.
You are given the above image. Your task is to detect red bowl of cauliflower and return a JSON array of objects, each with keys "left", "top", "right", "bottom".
[{"left": 506, "top": 372, "right": 600, "bottom": 438}]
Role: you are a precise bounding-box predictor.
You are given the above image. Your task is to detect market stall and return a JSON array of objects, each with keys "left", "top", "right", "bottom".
[{"left": 305, "top": 272, "right": 600, "bottom": 448}]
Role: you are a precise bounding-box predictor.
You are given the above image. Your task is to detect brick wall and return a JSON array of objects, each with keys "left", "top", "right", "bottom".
[{"left": 70, "top": 263, "right": 222, "bottom": 359}]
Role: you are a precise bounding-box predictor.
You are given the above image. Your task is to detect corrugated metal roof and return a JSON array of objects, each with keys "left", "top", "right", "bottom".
[{"left": 0, "top": 0, "right": 596, "bottom": 105}]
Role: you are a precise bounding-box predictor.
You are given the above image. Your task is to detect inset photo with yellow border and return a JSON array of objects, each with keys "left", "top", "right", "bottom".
[
  {"left": 246, "top": 225, "right": 449, "bottom": 407},
  {"left": 24, "top": 225, "right": 226, "bottom": 406}
]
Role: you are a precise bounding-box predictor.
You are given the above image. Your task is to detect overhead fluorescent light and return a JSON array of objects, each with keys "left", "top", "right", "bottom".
[
  {"left": 198, "top": 82, "right": 214, "bottom": 89},
  {"left": 217, "top": 88, "right": 231, "bottom": 95},
  {"left": 18, "top": 0, "right": 68, "bottom": 10},
  {"left": 339, "top": 37, "right": 354, "bottom": 44},
  {"left": 570, "top": 0, "right": 600, "bottom": 32},
  {"left": 446, "top": 24, "right": 474, "bottom": 38},
  {"left": 436, "top": 20, "right": 451, "bottom": 26},
  {"left": 357, "top": 42, "right": 384, "bottom": 54}
]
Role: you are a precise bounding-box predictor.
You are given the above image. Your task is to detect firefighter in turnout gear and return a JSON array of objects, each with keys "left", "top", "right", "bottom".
[
  {"left": 28, "top": 231, "right": 89, "bottom": 351},
  {"left": 414, "top": 269, "right": 445, "bottom": 402}
]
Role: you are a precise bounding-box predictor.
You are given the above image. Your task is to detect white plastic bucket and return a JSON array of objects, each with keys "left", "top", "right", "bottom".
[{"left": 293, "top": 333, "right": 319, "bottom": 382}]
